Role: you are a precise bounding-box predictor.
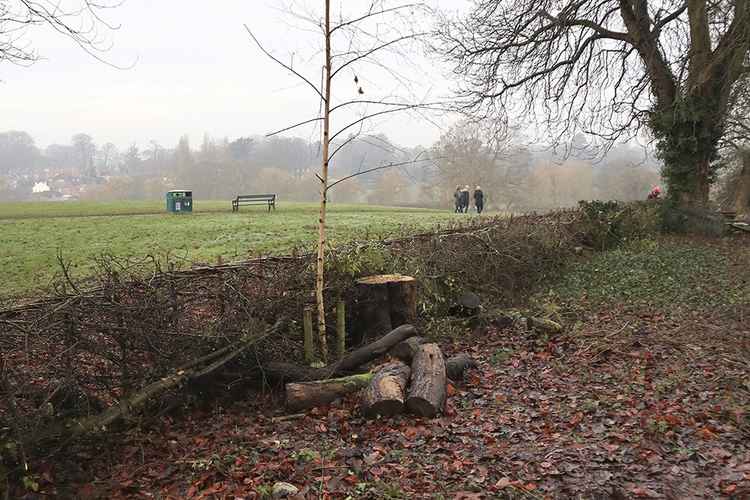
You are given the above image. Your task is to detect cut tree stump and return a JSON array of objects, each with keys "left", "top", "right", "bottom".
[
  {"left": 286, "top": 373, "right": 374, "bottom": 412},
  {"left": 406, "top": 343, "right": 446, "bottom": 418},
  {"left": 352, "top": 274, "right": 417, "bottom": 344},
  {"left": 361, "top": 361, "right": 411, "bottom": 418},
  {"left": 446, "top": 354, "right": 478, "bottom": 381}
]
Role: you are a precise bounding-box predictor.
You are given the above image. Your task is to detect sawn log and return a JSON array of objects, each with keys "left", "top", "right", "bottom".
[
  {"left": 405, "top": 343, "right": 446, "bottom": 418},
  {"left": 360, "top": 361, "right": 411, "bottom": 418}
]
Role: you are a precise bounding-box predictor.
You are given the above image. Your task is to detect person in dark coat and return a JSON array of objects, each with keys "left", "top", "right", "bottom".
[
  {"left": 453, "top": 186, "right": 462, "bottom": 213},
  {"left": 461, "top": 185, "right": 470, "bottom": 213},
  {"left": 474, "top": 186, "right": 484, "bottom": 214}
]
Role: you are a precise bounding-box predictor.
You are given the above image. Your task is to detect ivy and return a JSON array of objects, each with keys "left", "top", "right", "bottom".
[{"left": 649, "top": 95, "right": 723, "bottom": 200}]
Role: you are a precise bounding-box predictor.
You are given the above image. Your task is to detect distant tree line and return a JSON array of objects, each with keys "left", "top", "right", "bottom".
[{"left": 0, "top": 128, "right": 664, "bottom": 209}]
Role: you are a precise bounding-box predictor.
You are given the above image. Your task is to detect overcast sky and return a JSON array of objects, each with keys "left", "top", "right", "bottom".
[{"left": 1, "top": 0, "right": 469, "bottom": 151}]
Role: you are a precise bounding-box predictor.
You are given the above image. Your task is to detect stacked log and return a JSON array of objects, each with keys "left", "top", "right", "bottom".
[
  {"left": 360, "top": 362, "right": 411, "bottom": 418},
  {"left": 286, "top": 373, "right": 375, "bottom": 412},
  {"left": 405, "top": 343, "right": 447, "bottom": 418},
  {"left": 390, "top": 337, "right": 476, "bottom": 381}
]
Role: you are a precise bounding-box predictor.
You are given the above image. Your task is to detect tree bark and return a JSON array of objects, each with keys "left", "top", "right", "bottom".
[
  {"left": 361, "top": 362, "right": 411, "bottom": 418},
  {"left": 386, "top": 276, "right": 418, "bottom": 326},
  {"left": 351, "top": 276, "right": 392, "bottom": 345},
  {"left": 406, "top": 343, "right": 446, "bottom": 418},
  {"left": 286, "top": 373, "right": 374, "bottom": 412},
  {"left": 352, "top": 275, "right": 417, "bottom": 344}
]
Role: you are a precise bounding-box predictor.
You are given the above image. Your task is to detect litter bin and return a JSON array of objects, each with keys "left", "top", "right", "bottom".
[{"left": 166, "top": 190, "right": 193, "bottom": 213}]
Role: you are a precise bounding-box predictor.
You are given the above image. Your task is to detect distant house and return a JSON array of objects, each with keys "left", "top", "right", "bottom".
[{"left": 32, "top": 181, "right": 51, "bottom": 194}]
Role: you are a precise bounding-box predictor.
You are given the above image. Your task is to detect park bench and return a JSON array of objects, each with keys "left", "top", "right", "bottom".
[{"left": 232, "top": 194, "right": 277, "bottom": 212}]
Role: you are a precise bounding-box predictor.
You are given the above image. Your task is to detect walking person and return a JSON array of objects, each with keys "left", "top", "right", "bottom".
[
  {"left": 474, "top": 186, "right": 484, "bottom": 214},
  {"left": 461, "top": 185, "right": 470, "bottom": 213},
  {"left": 453, "top": 186, "right": 462, "bottom": 213}
]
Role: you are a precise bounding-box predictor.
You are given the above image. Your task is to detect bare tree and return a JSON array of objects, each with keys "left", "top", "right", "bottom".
[
  {"left": 0, "top": 1, "right": 122, "bottom": 69},
  {"left": 248, "top": 0, "right": 440, "bottom": 362},
  {"left": 718, "top": 75, "right": 750, "bottom": 214},
  {"left": 439, "top": 0, "right": 750, "bottom": 207},
  {"left": 431, "top": 121, "right": 532, "bottom": 211}
]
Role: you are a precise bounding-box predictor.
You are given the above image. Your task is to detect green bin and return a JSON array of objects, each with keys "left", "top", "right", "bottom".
[{"left": 166, "top": 190, "right": 193, "bottom": 213}]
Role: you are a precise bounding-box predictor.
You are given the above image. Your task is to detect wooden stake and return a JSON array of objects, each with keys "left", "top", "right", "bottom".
[
  {"left": 336, "top": 300, "right": 346, "bottom": 358},
  {"left": 303, "top": 306, "right": 314, "bottom": 365}
]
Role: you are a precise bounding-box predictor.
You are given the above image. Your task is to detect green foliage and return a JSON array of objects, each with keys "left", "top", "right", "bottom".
[
  {"left": 255, "top": 484, "right": 273, "bottom": 499},
  {"left": 490, "top": 347, "right": 514, "bottom": 365},
  {"left": 291, "top": 448, "right": 320, "bottom": 463},
  {"left": 22, "top": 475, "right": 39, "bottom": 492},
  {"left": 577, "top": 200, "right": 661, "bottom": 250},
  {"left": 328, "top": 243, "right": 391, "bottom": 277},
  {"left": 547, "top": 238, "right": 750, "bottom": 309}
]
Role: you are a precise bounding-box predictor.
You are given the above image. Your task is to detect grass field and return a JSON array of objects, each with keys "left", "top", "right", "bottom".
[{"left": 0, "top": 200, "right": 459, "bottom": 299}]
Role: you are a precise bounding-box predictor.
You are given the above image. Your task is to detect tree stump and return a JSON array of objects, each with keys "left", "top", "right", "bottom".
[
  {"left": 361, "top": 361, "right": 411, "bottom": 418},
  {"left": 406, "top": 343, "right": 446, "bottom": 418},
  {"left": 351, "top": 274, "right": 417, "bottom": 344}
]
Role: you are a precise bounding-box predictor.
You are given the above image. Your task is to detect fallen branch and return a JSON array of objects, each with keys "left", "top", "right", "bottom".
[
  {"left": 264, "top": 324, "right": 418, "bottom": 383},
  {"left": 62, "top": 320, "right": 284, "bottom": 437}
]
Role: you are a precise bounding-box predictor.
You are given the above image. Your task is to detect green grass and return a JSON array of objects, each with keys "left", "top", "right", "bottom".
[
  {"left": 0, "top": 201, "right": 460, "bottom": 299},
  {"left": 543, "top": 237, "right": 750, "bottom": 310},
  {"left": 0, "top": 200, "right": 237, "bottom": 219}
]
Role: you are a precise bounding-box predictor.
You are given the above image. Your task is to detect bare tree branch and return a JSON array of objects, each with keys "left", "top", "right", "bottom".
[
  {"left": 245, "top": 24, "right": 327, "bottom": 103},
  {"left": 330, "top": 32, "right": 426, "bottom": 78},
  {"left": 327, "top": 154, "right": 436, "bottom": 190}
]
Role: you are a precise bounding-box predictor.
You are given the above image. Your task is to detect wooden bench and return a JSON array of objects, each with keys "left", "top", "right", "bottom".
[{"left": 232, "top": 194, "right": 276, "bottom": 212}]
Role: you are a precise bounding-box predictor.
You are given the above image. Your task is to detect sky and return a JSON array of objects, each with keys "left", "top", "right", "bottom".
[{"left": 1, "top": 0, "right": 470, "bottom": 151}]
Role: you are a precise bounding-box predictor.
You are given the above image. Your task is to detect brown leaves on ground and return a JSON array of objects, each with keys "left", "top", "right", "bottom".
[{"left": 16, "top": 237, "right": 750, "bottom": 499}]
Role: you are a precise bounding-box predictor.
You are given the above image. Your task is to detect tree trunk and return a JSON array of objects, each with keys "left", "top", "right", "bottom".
[
  {"left": 286, "top": 373, "right": 374, "bottom": 412},
  {"left": 361, "top": 362, "right": 411, "bottom": 418},
  {"left": 315, "top": 0, "right": 332, "bottom": 363},
  {"left": 681, "top": 157, "right": 712, "bottom": 208},
  {"left": 352, "top": 275, "right": 417, "bottom": 344},
  {"left": 406, "top": 343, "right": 446, "bottom": 418}
]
